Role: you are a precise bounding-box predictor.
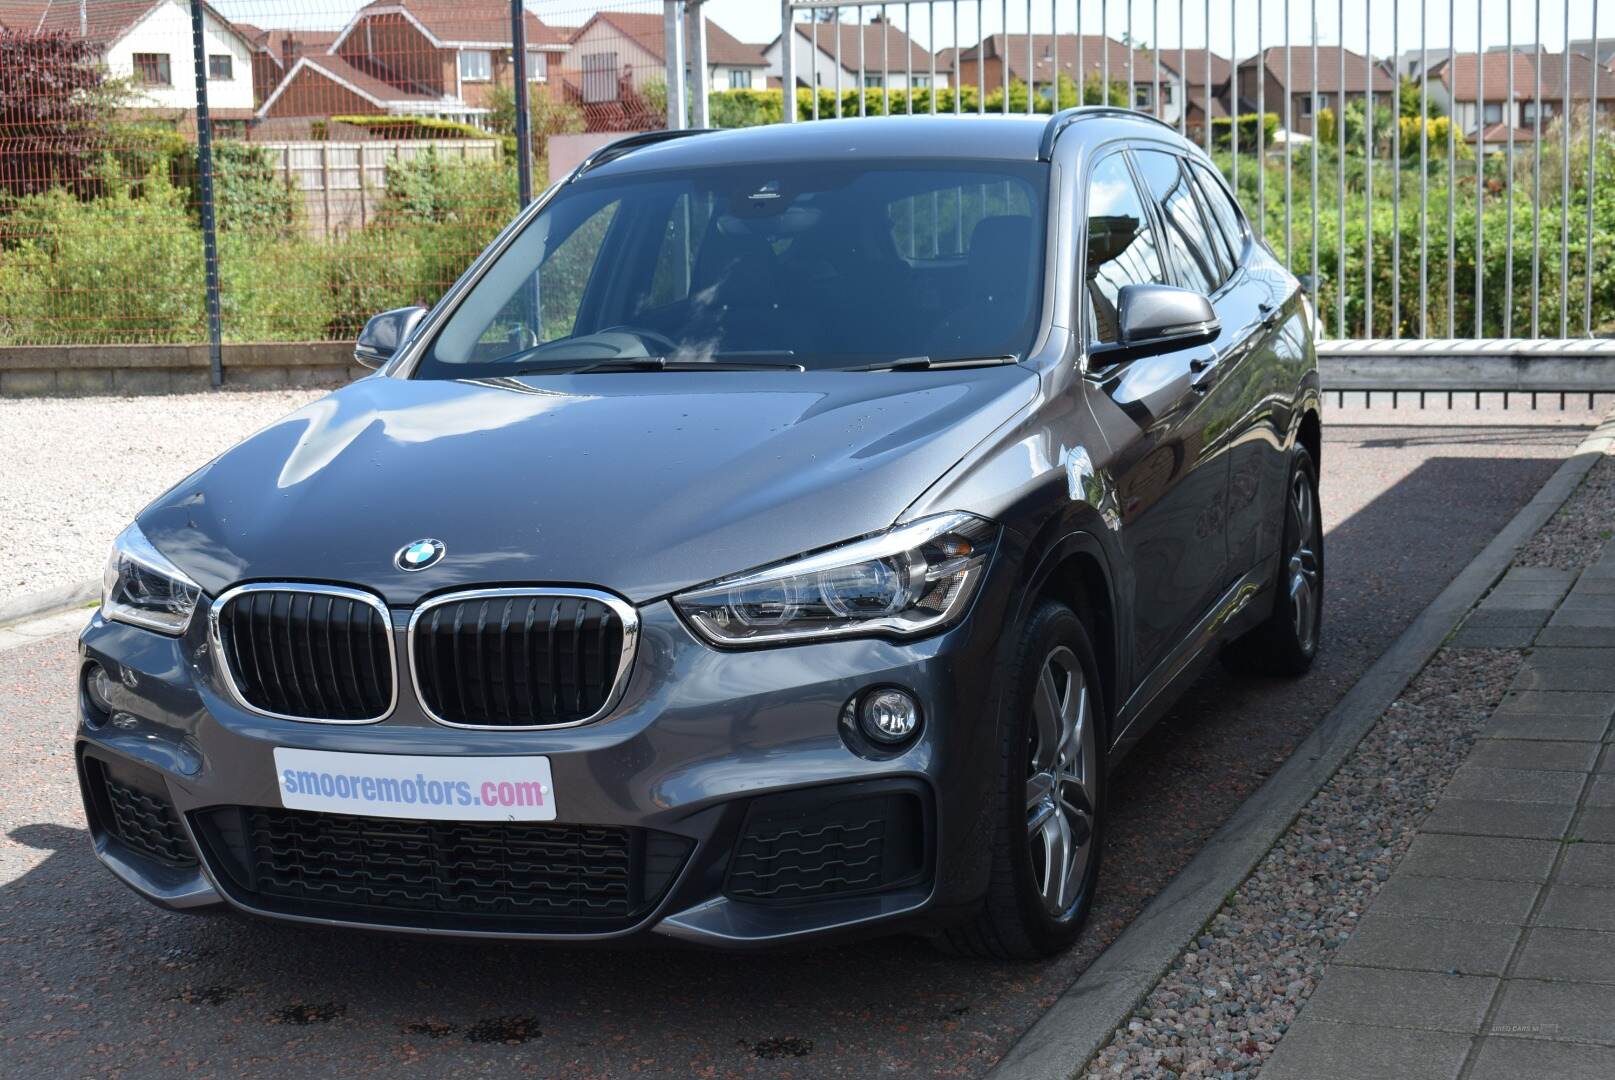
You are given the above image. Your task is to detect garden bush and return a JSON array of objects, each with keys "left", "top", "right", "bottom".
[{"left": 0, "top": 167, "right": 204, "bottom": 344}]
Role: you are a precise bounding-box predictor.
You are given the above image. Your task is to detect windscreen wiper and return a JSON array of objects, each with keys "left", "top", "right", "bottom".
[
  {"left": 510, "top": 353, "right": 805, "bottom": 376},
  {"left": 848, "top": 355, "right": 1018, "bottom": 372},
  {"left": 573, "top": 355, "right": 806, "bottom": 373}
]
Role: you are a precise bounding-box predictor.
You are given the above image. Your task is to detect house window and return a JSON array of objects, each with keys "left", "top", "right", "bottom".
[
  {"left": 1483, "top": 101, "right": 1503, "bottom": 124},
  {"left": 1522, "top": 100, "right": 1536, "bottom": 122},
  {"left": 1134, "top": 84, "right": 1151, "bottom": 109},
  {"left": 729, "top": 68, "right": 752, "bottom": 90},
  {"left": 1162, "top": 83, "right": 1173, "bottom": 104},
  {"left": 458, "top": 49, "right": 492, "bottom": 82},
  {"left": 133, "top": 53, "right": 171, "bottom": 86},
  {"left": 207, "top": 53, "right": 232, "bottom": 80},
  {"left": 864, "top": 73, "right": 884, "bottom": 88},
  {"left": 526, "top": 49, "right": 547, "bottom": 82},
  {"left": 1300, "top": 92, "right": 1313, "bottom": 116},
  {"left": 913, "top": 75, "right": 930, "bottom": 89}
]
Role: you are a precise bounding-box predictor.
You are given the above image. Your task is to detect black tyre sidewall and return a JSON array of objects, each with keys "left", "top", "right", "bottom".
[{"left": 1280, "top": 448, "right": 1324, "bottom": 662}]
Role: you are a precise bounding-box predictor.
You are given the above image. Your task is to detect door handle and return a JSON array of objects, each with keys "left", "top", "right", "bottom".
[
  {"left": 1258, "top": 301, "right": 1282, "bottom": 329},
  {"left": 1189, "top": 356, "right": 1214, "bottom": 372}
]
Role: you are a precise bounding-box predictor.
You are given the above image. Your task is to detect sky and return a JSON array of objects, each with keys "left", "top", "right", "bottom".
[{"left": 214, "top": 1, "right": 1599, "bottom": 61}]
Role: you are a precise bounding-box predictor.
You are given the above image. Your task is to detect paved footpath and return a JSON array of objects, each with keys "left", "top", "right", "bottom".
[{"left": 1261, "top": 547, "right": 1615, "bottom": 1080}]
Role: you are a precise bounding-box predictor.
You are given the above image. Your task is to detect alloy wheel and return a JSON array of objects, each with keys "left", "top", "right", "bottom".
[
  {"left": 1287, "top": 469, "right": 1321, "bottom": 653},
  {"left": 1025, "top": 645, "right": 1098, "bottom": 918}
]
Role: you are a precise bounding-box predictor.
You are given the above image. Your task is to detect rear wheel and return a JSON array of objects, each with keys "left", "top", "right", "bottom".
[
  {"left": 1222, "top": 447, "right": 1323, "bottom": 676},
  {"left": 940, "top": 601, "right": 1105, "bottom": 960}
]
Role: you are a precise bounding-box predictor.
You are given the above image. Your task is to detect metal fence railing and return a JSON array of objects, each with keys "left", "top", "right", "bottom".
[
  {"left": 757, "top": 0, "right": 1613, "bottom": 347},
  {"left": 0, "top": 1, "right": 1610, "bottom": 379}
]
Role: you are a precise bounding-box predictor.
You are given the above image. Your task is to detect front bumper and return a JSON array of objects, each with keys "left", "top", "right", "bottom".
[{"left": 75, "top": 575, "right": 1011, "bottom": 947}]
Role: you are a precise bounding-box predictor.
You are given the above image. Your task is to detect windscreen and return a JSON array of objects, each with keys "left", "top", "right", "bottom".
[{"left": 417, "top": 159, "right": 1048, "bottom": 377}]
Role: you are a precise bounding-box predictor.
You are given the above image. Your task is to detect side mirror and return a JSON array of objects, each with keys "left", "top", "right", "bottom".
[
  {"left": 1115, "top": 284, "right": 1219, "bottom": 352},
  {"left": 354, "top": 305, "right": 427, "bottom": 370}
]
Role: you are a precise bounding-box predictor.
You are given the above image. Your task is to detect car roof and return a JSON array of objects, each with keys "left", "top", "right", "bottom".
[{"left": 579, "top": 110, "right": 1186, "bottom": 179}]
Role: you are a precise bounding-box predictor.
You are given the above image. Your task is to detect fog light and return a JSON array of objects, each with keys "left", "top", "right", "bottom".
[
  {"left": 859, "top": 688, "right": 921, "bottom": 744},
  {"left": 85, "top": 663, "right": 115, "bottom": 715}
]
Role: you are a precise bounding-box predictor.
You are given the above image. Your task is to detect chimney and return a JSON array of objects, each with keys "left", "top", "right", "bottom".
[{"left": 282, "top": 35, "right": 296, "bottom": 71}]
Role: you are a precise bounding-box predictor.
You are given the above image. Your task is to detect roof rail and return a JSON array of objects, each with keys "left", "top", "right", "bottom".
[
  {"left": 1038, "top": 107, "right": 1179, "bottom": 161},
  {"left": 570, "top": 128, "right": 715, "bottom": 181}
]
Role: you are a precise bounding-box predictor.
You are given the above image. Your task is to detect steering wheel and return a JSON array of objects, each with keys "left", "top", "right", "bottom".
[{"left": 598, "top": 325, "right": 679, "bottom": 356}]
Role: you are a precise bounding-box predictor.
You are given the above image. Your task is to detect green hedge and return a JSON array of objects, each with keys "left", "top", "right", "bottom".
[
  {"left": 1211, "top": 113, "right": 1281, "bottom": 149},
  {"left": 323, "top": 115, "right": 490, "bottom": 140}
]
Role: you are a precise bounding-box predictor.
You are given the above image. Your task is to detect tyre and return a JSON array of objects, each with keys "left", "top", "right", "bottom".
[
  {"left": 1222, "top": 446, "right": 1323, "bottom": 676},
  {"left": 940, "top": 600, "right": 1105, "bottom": 960}
]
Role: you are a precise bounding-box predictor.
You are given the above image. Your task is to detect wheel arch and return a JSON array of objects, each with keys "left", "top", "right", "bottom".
[
  {"left": 1016, "top": 529, "right": 1122, "bottom": 746},
  {"left": 1298, "top": 406, "right": 1321, "bottom": 472}
]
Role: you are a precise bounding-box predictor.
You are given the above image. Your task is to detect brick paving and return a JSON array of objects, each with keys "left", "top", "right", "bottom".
[{"left": 1261, "top": 550, "right": 1615, "bottom": 1080}]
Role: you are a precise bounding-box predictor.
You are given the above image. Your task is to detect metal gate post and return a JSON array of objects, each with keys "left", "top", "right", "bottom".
[
  {"left": 664, "top": 0, "right": 688, "bottom": 130},
  {"left": 688, "top": 1, "right": 710, "bottom": 129},
  {"left": 188, "top": 0, "right": 222, "bottom": 387},
  {"left": 511, "top": 0, "right": 532, "bottom": 206},
  {"left": 781, "top": 0, "right": 796, "bottom": 121}
]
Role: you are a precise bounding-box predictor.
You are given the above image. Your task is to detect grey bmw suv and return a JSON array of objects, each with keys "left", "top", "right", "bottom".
[{"left": 78, "top": 109, "right": 1321, "bottom": 959}]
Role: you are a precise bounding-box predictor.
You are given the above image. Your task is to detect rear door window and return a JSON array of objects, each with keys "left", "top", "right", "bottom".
[
  {"left": 1132, "top": 150, "right": 1220, "bottom": 296},
  {"left": 1083, "top": 153, "right": 1167, "bottom": 345}
]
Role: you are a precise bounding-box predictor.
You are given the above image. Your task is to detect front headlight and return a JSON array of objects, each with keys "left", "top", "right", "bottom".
[
  {"left": 674, "top": 512, "right": 997, "bottom": 646},
  {"left": 101, "top": 522, "right": 202, "bottom": 634}
]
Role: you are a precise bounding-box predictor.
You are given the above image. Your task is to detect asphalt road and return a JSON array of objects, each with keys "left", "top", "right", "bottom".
[{"left": 0, "top": 410, "right": 1597, "bottom": 1080}]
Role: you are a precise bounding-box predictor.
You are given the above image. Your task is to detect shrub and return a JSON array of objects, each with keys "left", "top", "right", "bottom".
[
  {"left": 208, "top": 141, "right": 301, "bottom": 235},
  {"left": 0, "top": 168, "right": 203, "bottom": 343},
  {"left": 327, "top": 115, "right": 490, "bottom": 141},
  {"left": 1212, "top": 113, "right": 1281, "bottom": 149},
  {"left": 486, "top": 83, "right": 584, "bottom": 173},
  {"left": 324, "top": 225, "right": 432, "bottom": 338},
  {"left": 0, "top": 29, "right": 117, "bottom": 198},
  {"left": 219, "top": 231, "right": 332, "bottom": 341}
]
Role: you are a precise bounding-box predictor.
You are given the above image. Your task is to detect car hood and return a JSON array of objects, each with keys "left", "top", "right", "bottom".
[{"left": 140, "top": 368, "right": 1037, "bottom": 605}]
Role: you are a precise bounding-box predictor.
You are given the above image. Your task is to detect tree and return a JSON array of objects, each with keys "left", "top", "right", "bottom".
[
  {"left": 0, "top": 29, "right": 120, "bottom": 199},
  {"left": 1397, "top": 75, "right": 1444, "bottom": 119}
]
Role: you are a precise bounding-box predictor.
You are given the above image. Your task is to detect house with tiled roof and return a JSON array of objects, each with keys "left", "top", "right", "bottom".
[
  {"left": 1234, "top": 45, "right": 1395, "bottom": 137},
  {"left": 235, "top": 23, "right": 336, "bottom": 107},
  {"left": 1158, "top": 49, "right": 1233, "bottom": 134},
  {"left": 952, "top": 34, "right": 1155, "bottom": 112},
  {"left": 4, "top": 0, "right": 256, "bottom": 122},
  {"left": 1430, "top": 50, "right": 1615, "bottom": 146},
  {"left": 763, "top": 17, "right": 950, "bottom": 93},
  {"left": 256, "top": 0, "right": 569, "bottom": 124},
  {"left": 567, "top": 9, "right": 766, "bottom": 102}
]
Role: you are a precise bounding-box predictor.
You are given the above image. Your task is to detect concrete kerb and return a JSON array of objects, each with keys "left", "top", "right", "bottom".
[
  {"left": 0, "top": 578, "right": 100, "bottom": 631},
  {"left": 986, "top": 414, "right": 1615, "bottom": 1080}
]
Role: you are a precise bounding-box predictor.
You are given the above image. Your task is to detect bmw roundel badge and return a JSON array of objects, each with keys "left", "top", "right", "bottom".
[{"left": 395, "top": 538, "right": 445, "bottom": 572}]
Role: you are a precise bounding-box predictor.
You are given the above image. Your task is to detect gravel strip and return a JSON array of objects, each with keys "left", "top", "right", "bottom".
[
  {"left": 1083, "top": 646, "right": 1525, "bottom": 1079},
  {"left": 1515, "top": 450, "right": 1615, "bottom": 570},
  {"left": 0, "top": 388, "right": 326, "bottom": 606}
]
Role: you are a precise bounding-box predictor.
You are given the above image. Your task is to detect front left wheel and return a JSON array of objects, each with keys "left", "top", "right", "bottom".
[{"left": 940, "top": 600, "right": 1105, "bottom": 960}]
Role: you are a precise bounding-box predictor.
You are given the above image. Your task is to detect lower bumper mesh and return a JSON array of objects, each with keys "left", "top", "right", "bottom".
[{"left": 191, "top": 806, "right": 690, "bottom": 933}]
